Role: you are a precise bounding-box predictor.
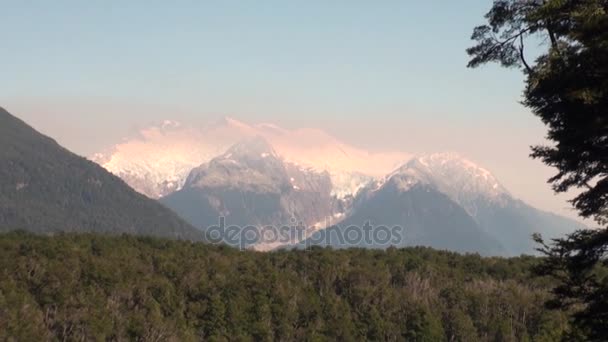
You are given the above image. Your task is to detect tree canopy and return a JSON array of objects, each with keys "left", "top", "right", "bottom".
[
  {"left": 468, "top": 0, "right": 608, "bottom": 224},
  {"left": 468, "top": 1, "right": 608, "bottom": 340},
  {"left": 0, "top": 232, "right": 569, "bottom": 341}
]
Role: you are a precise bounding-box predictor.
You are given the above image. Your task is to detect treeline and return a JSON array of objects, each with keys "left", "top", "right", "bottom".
[{"left": 0, "top": 232, "right": 568, "bottom": 341}]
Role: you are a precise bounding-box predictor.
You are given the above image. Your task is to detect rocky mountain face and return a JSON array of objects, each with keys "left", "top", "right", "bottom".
[
  {"left": 161, "top": 137, "right": 345, "bottom": 249},
  {"left": 383, "top": 154, "right": 584, "bottom": 255},
  {"left": 0, "top": 108, "right": 581, "bottom": 255},
  {"left": 93, "top": 118, "right": 408, "bottom": 199},
  {"left": 396, "top": 153, "right": 510, "bottom": 213},
  {"left": 298, "top": 157, "right": 506, "bottom": 255},
  {"left": 0, "top": 108, "right": 204, "bottom": 241},
  {"left": 92, "top": 119, "right": 236, "bottom": 199},
  {"left": 301, "top": 177, "right": 506, "bottom": 255},
  {"left": 92, "top": 118, "right": 582, "bottom": 255}
]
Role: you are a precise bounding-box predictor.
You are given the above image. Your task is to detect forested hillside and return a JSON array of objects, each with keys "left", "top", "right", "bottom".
[
  {"left": 0, "top": 108, "right": 204, "bottom": 241},
  {"left": 0, "top": 232, "right": 568, "bottom": 341}
]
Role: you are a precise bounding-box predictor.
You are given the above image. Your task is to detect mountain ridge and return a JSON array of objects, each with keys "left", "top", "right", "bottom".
[
  {"left": 92, "top": 118, "right": 409, "bottom": 199},
  {"left": 87, "top": 116, "right": 583, "bottom": 255},
  {"left": 161, "top": 136, "right": 342, "bottom": 249},
  {"left": 374, "top": 154, "right": 583, "bottom": 255},
  {"left": 0, "top": 108, "right": 205, "bottom": 241}
]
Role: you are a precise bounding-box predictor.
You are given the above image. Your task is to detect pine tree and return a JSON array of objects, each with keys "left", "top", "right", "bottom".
[{"left": 468, "top": 1, "right": 608, "bottom": 340}]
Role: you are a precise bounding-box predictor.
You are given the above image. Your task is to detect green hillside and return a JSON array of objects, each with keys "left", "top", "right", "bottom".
[{"left": 0, "top": 232, "right": 568, "bottom": 341}]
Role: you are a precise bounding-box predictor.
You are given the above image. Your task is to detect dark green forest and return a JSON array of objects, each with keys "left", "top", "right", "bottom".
[
  {"left": 468, "top": 0, "right": 608, "bottom": 339},
  {"left": 0, "top": 232, "right": 570, "bottom": 341},
  {"left": 0, "top": 108, "right": 204, "bottom": 242}
]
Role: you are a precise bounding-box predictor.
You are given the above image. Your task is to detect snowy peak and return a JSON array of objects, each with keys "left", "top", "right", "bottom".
[
  {"left": 403, "top": 153, "right": 508, "bottom": 198},
  {"left": 223, "top": 136, "right": 279, "bottom": 161},
  {"left": 92, "top": 118, "right": 409, "bottom": 199},
  {"left": 375, "top": 153, "right": 511, "bottom": 218},
  {"left": 92, "top": 120, "right": 232, "bottom": 198},
  {"left": 186, "top": 154, "right": 286, "bottom": 194}
]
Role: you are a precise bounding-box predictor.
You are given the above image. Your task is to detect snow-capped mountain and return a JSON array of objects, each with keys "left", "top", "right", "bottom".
[
  {"left": 301, "top": 171, "right": 506, "bottom": 255},
  {"left": 93, "top": 117, "right": 409, "bottom": 199},
  {"left": 354, "top": 153, "right": 583, "bottom": 255},
  {"left": 92, "top": 119, "right": 237, "bottom": 198},
  {"left": 93, "top": 119, "right": 582, "bottom": 255},
  {"left": 387, "top": 153, "right": 510, "bottom": 217},
  {"left": 161, "top": 137, "right": 344, "bottom": 250}
]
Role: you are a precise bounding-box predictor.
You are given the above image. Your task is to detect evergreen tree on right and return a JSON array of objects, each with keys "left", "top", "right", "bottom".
[{"left": 467, "top": 1, "right": 608, "bottom": 340}]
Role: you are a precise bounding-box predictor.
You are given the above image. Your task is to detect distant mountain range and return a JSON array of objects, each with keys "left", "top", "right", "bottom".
[
  {"left": 0, "top": 109, "right": 581, "bottom": 255},
  {"left": 300, "top": 154, "right": 582, "bottom": 255},
  {"left": 90, "top": 118, "right": 584, "bottom": 255},
  {"left": 92, "top": 117, "right": 409, "bottom": 199},
  {"left": 0, "top": 108, "right": 204, "bottom": 241}
]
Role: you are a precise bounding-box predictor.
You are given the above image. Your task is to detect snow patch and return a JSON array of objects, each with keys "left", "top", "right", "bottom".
[{"left": 92, "top": 118, "right": 409, "bottom": 199}]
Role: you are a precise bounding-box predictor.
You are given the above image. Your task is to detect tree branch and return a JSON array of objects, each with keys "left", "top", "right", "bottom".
[
  {"left": 546, "top": 22, "right": 563, "bottom": 57},
  {"left": 519, "top": 34, "right": 534, "bottom": 74}
]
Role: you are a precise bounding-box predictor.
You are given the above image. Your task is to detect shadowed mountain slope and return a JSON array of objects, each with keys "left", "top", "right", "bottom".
[{"left": 0, "top": 107, "right": 204, "bottom": 241}]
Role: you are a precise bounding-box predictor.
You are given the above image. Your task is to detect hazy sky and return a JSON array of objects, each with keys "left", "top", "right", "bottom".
[{"left": 1, "top": 1, "right": 583, "bottom": 221}]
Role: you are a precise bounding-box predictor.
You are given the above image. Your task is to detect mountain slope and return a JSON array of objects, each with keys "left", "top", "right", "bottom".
[
  {"left": 0, "top": 107, "right": 204, "bottom": 241},
  {"left": 472, "top": 199, "right": 582, "bottom": 255},
  {"left": 300, "top": 153, "right": 581, "bottom": 255},
  {"left": 388, "top": 153, "right": 583, "bottom": 255},
  {"left": 301, "top": 172, "right": 505, "bottom": 255},
  {"left": 161, "top": 137, "right": 342, "bottom": 248}
]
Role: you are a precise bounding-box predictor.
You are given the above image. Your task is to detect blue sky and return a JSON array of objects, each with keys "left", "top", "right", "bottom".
[
  {"left": 3, "top": 0, "right": 527, "bottom": 122},
  {"left": 1, "top": 1, "right": 579, "bottom": 219}
]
